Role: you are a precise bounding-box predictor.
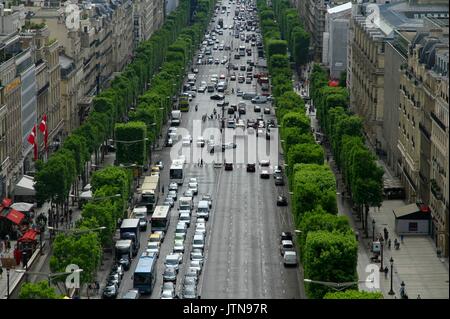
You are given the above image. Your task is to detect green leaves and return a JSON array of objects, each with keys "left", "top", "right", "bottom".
[
  {"left": 50, "top": 231, "right": 102, "bottom": 284},
  {"left": 115, "top": 121, "right": 147, "bottom": 166},
  {"left": 324, "top": 290, "right": 384, "bottom": 299},
  {"left": 19, "top": 281, "right": 63, "bottom": 299},
  {"left": 304, "top": 230, "right": 358, "bottom": 298}
]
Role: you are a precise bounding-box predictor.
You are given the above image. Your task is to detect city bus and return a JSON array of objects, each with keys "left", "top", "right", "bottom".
[
  {"left": 139, "top": 175, "right": 159, "bottom": 212},
  {"left": 151, "top": 205, "right": 171, "bottom": 233},
  {"left": 169, "top": 158, "right": 184, "bottom": 185},
  {"left": 133, "top": 252, "right": 157, "bottom": 294},
  {"left": 179, "top": 94, "right": 190, "bottom": 112}
]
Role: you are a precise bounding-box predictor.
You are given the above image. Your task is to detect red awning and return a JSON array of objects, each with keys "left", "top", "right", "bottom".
[
  {"left": 2, "top": 198, "right": 13, "bottom": 208},
  {"left": 6, "top": 209, "right": 26, "bottom": 225},
  {"left": 19, "top": 229, "right": 38, "bottom": 242}
]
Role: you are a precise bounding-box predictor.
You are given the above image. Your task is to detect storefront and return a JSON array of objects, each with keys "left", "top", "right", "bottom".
[{"left": 393, "top": 203, "right": 431, "bottom": 236}]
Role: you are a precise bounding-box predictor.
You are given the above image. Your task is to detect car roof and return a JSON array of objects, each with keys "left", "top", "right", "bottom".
[
  {"left": 284, "top": 251, "right": 297, "bottom": 256},
  {"left": 282, "top": 240, "right": 294, "bottom": 245}
]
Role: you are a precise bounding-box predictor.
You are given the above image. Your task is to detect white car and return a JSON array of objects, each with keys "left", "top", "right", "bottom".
[
  {"left": 147, "top": 242, "right": 160, "bottom": 257},
  {"left": 182, "top": 135, "right": 192, "bottom": 146},
  {"left": 184, "top": 189, "right": 194, "bottom": 199},
  {"left": 165, "top": 254, "right": 182, "bottom": 272},
  {"left": 189, "top": 260, "right": 203, "bottom": 274},
  {"left": 188, "top": 182, "right": 198, "bottom": 195},
  {"left": 196, "top": 223, "right": 206, "bottom": 235},
  {"left": 189, "top": 177, "right": 198, "bottom": 184},
  {"left": 173, "top": 239, "right": 185, "bottom": 254},
  {"left": 283, "top": 251, "right": 298, "bottom": 267},
  {"left": 169, "top": 182, "right": 178, "bottom": 192},
  {"left": 196, "top": 218, "right": 206, "bottom": 225},
  {"left": 259, "top": 159, "right": 270, "bottom": 166},
  {"left": 160, "top": 289, "right": 175, "bottom": 299}
]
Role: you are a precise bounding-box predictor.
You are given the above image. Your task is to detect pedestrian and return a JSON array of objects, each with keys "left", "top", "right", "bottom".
[
  {"left": 417, "top": 294, "right": 421, "bottom": 299},
  {"left": 6, "top": 239, "right": 11, "bottom": 252},
  {"left": 388, "top": 238, "right": 391, "bottom": 249},
  {"left": 384, "top": 266, "right": 389, "bottom": 279},
  {"left": 400, "top": 234, "right": 404, "bottom": 243},
  {"left": 200, "top": 158, "right": 203, "bottom": 167},
  {"left": 0, "top": 266, "right": 3, "bottom": 279},
  {"left": 162, "top": 185, "right": 165, "bottom": 194}
]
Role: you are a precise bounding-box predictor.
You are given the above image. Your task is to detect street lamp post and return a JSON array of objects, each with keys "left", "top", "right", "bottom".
[
  {"left": 372, "top": 219, "right": 376, "bottom": 241},
  {"left": 379, "top": 240, "right": 384, "bottom": 272},
  {"left": 388, "top": 257, "right": 395, "bottom": 295}
]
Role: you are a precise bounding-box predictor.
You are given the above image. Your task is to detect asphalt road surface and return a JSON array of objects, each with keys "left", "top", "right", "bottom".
[{"left": 115, "top": 0, "right": 304, "bottom": 299}]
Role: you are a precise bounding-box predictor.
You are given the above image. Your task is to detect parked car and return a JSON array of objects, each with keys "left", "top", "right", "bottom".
[
  {"left": 277, "top": 195, "right": 288, "bottom": 206},
  {"left": 102, "top": 282, "right": 118, "bottom": 299},
  {"left": 247, "top": 163, "right": 256, "bottom": 172}
]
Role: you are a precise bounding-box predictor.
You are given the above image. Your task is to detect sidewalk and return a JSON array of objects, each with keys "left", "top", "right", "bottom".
[
  {"left": 0, "top": 152, "right": 117, "bottom": 299},
  {"left": 294, "top": 65, "right": 449, "bottom": 299}
]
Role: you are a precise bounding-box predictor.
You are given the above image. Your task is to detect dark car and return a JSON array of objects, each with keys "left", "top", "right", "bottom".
[
  {"left": 274, "top": 175, "right": 285, "bottom": 186},
  {"left": 281, "top": 232, "right": 293, "bottom": 242},
  {"left": 264, "top": 107, "right": 271, "bottom": 115},
  {"left": 224, "top": 162, "right": 233, "bottom": 171},
  {"left": 107, "top": 273, "right": 121, "bottom": 287},
  {"left": 210, "top": 94, "right": 225, "bottom": 100},
  {"left": 119, "top": 257, "right": 131, "bottom": 271},
  {"left": 238, "top": 106, "right": 246, "bottom": 114},
  {"left": 163, "top": 267, "right": 177, "bottom": 282},
  {"left": 247, "top": 163, "right": 256, "bottom": 172},
  {"left": 228, "top": 107, "right": 235, "bottom": 114},
  {"left": 277, "top": 195, "right": 288, "bottom": 206},
  {"left": 102, "top": 283, "right": 118, "bottom": 299},
  {"left": 254, "top": 105, "right": 261, "bottom": 112}
]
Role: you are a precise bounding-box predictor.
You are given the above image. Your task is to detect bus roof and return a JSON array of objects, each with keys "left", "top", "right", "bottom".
[
  {"left": 134, "top": 255, "right": 156, "bottom": 273},
  {"left": 152, "top": 205, "right": 170, "bottom": 218},
  {"left": 170, "top": 159, "right": 184, "bottom": 168},
  {"left": 120, "top": 219, "right": 140, "bottom": 228}
]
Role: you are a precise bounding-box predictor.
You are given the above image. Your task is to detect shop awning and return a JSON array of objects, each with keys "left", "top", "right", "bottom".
[
  {"left": 393, "top": 203, "right": 431, "bottom": 220},
  {"left": 19, "top": 229, "right": 38, "bottom": 242},
  {"left": 14, "top": 175, "right": 35, "bottom": 196},
  {"left": 10, "top": 202, "right": 34, "bottom": 212},
  {"left": 2, "top": 198, "right": 13, "bottom": 207},
  {"left": 6, "top": 209, "right": 26, "bottom": 225}
]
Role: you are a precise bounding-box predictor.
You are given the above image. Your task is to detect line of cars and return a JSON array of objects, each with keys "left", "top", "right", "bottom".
[{"left": 161, "top": 177, "right": 213, "bottom": 299}]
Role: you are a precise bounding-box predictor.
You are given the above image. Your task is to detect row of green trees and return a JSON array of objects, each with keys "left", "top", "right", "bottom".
[
  {"left": 256, "top": 1, "right": 375, "bottom": 299},
  {"left": 34, "top": 0, "right": 194, "bottom": 214},
  {"left": 271, "top": 0, "right": 310, "bottom": 68},
  {"left": 310, "top": 65, "right": 384, "bottom": 237},
  {"left": 23, "top": 0, "right": 216, "bottom": 298}
]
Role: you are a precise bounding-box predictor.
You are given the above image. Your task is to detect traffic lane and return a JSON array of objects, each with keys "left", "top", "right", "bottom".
[{"left": 259, "top": 172, "right": 302, "bottom": 299}]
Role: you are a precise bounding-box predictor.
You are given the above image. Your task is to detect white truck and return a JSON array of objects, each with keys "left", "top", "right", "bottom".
[{"left": 171, "top": 110, "right": 181, "bottom": 126}]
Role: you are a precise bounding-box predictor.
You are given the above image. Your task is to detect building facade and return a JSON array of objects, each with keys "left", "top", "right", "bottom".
[
  {"left": 322, "top": 2, "right": 352, "bottom": 79},
  {"left": 397, "top": 22, "right": 448, "bottom": 255}
]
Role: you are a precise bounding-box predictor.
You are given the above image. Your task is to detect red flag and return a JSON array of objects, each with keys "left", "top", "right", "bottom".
[
  {"left": 27, "top": 125, "right": 36, "bottom": 145},
  {"left": 27, "top": 125, "right": 38, "bottom": 160},
  {"left": 39, "top": 114, "right": 48, "bottom": 151}
]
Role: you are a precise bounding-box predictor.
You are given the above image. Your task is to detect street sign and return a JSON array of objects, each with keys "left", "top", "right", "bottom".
[{"left": 0, "top": 258, "right": 16, "bottom": 269}]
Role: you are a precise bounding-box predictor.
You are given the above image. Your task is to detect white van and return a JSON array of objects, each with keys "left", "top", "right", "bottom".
[
  {"left": 192, "top": 234, "right": 205, "bottom": 251},
  {"left": 175, "top": 222, "right": 188, "bottom": 239},
  {"left": 197, "top": 200, "right": 210, "bottom": 221},
  {"left": 179, "top": 212, "right": 191, "bottom": 227}
]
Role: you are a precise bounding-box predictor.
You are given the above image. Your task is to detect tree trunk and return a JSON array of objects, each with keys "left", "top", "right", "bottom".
[{"left": 364, "top": 204, "right": 369, "bottom": 237}]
